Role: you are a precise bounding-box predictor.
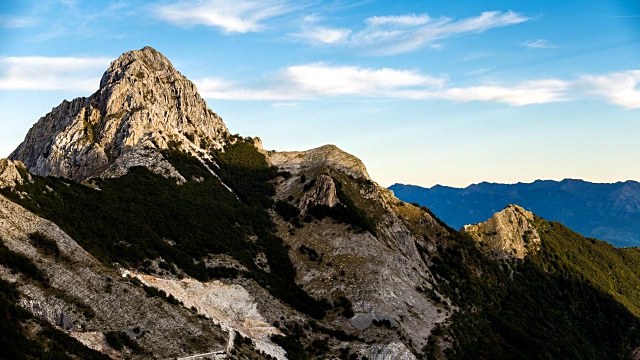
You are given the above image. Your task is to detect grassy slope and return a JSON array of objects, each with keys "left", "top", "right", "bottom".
[
  {"left": 428, "top": 216, "right": 640, "bottom": 359},
  {"left": 532, "top": 218, "right": 640, "bottom": 317}
]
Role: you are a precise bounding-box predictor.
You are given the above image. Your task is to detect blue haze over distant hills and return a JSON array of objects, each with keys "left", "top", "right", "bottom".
[{"left": 389, "top": 179, "right": 640, "bottom": 248}]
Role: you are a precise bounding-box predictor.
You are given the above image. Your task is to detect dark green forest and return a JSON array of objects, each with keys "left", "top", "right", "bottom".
[
  {"left": 2, "top": 139, "right": 327, "bottom": 319},
  {"left": 425, "top": 215, "right": 640, "bottom": 359}
]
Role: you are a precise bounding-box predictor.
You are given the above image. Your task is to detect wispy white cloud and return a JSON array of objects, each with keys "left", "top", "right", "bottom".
[
  {"left": 466, "top": 68, "right": 491, "bottom": 76},
  {"left": 0, "top": 15, "right": 38, "bottom": 28},
  {"left": 293, "top": 26, "right": 351, "bottom": 44},
  {"left": 270, "top": 102, "right": 299, "bottom": 107},
  {"left": 295, "top": 10, "right": 529, "bottom": 55},
  {"left": 196, "top": 63, "right": 447, "bottom": 100},
  {"left": 198, "top": 63, "right": 571, "bottom": 106},
  {"left": 196, "top": 77, "right": 297, "bottom": 100},
  {"left": 201, "top": 63, "right": 640, "bottom": 107},
  {"left": 284, "top": 63, "right": 447, "bottom": 95},
  {"left": 521, "top": 39, "right": 557, "bottom": 49},
  {"left": 0, "top": 56, "right": 110, "bottom": 91},
  {"left": 440, "top": 80, "right": 570, "bottom": 105},
  {"left": 365, "top": 14, "right": 431, "bottom": 27},
  {"left": 582, "top": 70, "right": 640, "bottom": 109},
  {"left": 155, "top": 0, "right": 298, "bottom": 33}
]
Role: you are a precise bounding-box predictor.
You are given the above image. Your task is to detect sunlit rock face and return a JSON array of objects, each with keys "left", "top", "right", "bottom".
[{"left": 10, "top": 46, "right": 228, "bottom": 182}]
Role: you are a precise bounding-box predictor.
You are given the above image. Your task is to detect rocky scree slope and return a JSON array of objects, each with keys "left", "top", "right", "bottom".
[
  {"left": 0, "top": 176, "right": 231, "bottom": 359},
  {"left": 10, "top": 46, "right": 228, "bottom": 182},
  {"left": 266, "top": 145, "right": 454, "bottom": 358}
]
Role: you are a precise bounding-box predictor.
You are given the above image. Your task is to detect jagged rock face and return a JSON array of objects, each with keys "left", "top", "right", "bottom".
[
  {"left": 462, "top": 204, "right": 541, "bottom": 260},
  {"left": 100, "top": 146, "right": 186, "bottom": 183},
  {"left": 0, "top": 159, "right": 31, "bottom": 189},
  {"left": 267, "top": 146, "right": 451, "bottom": 355},
  {"left": 10, "top": 46, "right": 228, "bottom": 182},
  {"left": 368, "top": 342, "right": 418, "bottom": 360},
  {"left": 298, "top": 174, "right": 340, "bottom": 213}
]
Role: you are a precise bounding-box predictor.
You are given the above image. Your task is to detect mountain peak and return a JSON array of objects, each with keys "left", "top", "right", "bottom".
[
  {"left": 462, "top": 204, "right": 541, "bottom": 260},
  {"left": 99, "top": 46, "right": 176, "bottom": 89},
  {"left": 10, "top": 47, "right": 228, "bottom": 182},
  {"left": 267, "top": 144, "right": 371, "bottom": 181}
]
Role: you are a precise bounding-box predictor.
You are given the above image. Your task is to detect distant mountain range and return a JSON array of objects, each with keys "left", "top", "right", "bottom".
[{"left": 390, "top": 179, "right": 640, "bottom": 247}]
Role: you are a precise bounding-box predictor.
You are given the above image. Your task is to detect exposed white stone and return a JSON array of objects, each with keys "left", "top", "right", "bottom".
[
  {"left": 267, "top": 144, "right": 371, "bottom": 181},
  {"left": 298, "top": 174, "right": 340, "bottom": 213},
  {"left": 127, "top": 272, "right": 286, "bottom": 360}
]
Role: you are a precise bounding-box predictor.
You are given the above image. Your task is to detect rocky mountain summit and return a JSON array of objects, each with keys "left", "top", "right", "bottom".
[
  {"left": 1, "top": 47, "right": 640, "bottom": 359},
  {"left": 10, "top": 46, "right": 228, "bottom": 182},
  {"left": 462, "top": 205, "right": 541, "bottom": 260}
]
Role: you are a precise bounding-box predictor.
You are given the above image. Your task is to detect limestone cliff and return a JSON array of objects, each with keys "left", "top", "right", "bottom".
[
  {"left": 0, "top": 159, "right": 31, "bottom": 189},
  {"left": 10, "top": 46, "right": 228, "bottom": 182},
  {"left": 268, "top": 144, "right": 370, "bottom": 181},
  {"left": 266, "top": 146, "right": 451, "bottom": 356},
  {"left": 462, "top": 204, "right": 541, "bottom": 260},
  {"left": 297, "top": 174, "right": 340, "bottom": 213}
]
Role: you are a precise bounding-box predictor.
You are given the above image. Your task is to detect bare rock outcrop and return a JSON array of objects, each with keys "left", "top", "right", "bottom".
[
  {"left": 462, "top": 204, "right": 541, "bottom": 260},
  {"left": 126, "top": 271, "right": 286, "bottom": 360},
  {"left": 10, "top": 46, "right": 228, "bottom": 182},
  {"left": 267, "top": 144, "right": 370, "bottom": 181},
  {"left": 268, "top": 145, "right": 451, "bottom": 353},
  {"left": 100, "top": 145, "right": 186, "bottom": 183},
  {"left": 367, "top": 341, "right": 418, "bottom": 360},
  {"left": 0, "top": 159, "right": 31, "bottom": 189},
  {"left": 298, "top": 174, "right": 340, "bottom": 213}
]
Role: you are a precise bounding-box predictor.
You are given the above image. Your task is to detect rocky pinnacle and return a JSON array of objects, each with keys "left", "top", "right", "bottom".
[{"left": 10, "top": 46, "right": 229, "bottom": 182}]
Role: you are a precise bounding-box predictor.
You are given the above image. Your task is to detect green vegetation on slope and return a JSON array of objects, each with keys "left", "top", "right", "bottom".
[
  {"left": 426, "top": 217, "right": 640, "bottom": 359},
  {"left": 2, "top": 139, "right": 326, "bottom": 319},
  {"left": 532, "top": 218, "right": 640, "bottom": 317},
  {"left": 306, "top": 175, "right": 377, "bottom": 235}
]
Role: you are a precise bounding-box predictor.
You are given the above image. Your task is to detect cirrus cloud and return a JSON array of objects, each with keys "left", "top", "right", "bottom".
[
  {"left": 294, "top": 10, "right": 530, "bottom": 55},
  {"left": 155, "top": 0, "right": 299, "bottom": 33},
  {"left": 197, "top": 64, "right": 640, "bottom": 108},
  {"left": 521, "top": 39, "right": 557, "bottom": 49}
]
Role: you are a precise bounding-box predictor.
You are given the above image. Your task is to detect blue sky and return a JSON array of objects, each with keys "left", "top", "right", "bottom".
[{"left": 1, "top": 0, "right": 639, "bottom": 187}]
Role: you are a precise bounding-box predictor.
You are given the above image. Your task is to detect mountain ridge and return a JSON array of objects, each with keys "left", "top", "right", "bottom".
[
  {"left": 1, "top": 47, "right": 640, "bottom": 359},
  {"left": 390, "top": 178, "right": 640, "bottom": 247}
]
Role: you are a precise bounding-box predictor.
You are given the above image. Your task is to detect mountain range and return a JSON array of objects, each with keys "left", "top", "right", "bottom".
[
  {"left": 0, "top": 47, "right": 639, "bottom": 359},
  {"left": 390, "top": 179, "right": 640, "bottom": 247}
]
